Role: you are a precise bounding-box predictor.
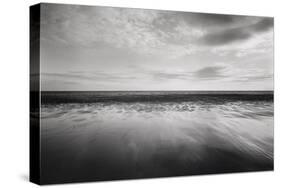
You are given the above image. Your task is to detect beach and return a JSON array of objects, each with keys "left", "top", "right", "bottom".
[{"left": 40, "top": 91, "right": 273, "bottom": 184}]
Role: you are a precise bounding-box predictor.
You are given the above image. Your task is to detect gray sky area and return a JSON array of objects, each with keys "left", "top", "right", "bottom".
[{"left": 40, "top": 3, "right": 274, "bottom": 91}]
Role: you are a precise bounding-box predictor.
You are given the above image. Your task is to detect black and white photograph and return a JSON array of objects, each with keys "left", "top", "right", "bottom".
[{"left": 30, "top": 3, "right": 273, "bottom": 185}]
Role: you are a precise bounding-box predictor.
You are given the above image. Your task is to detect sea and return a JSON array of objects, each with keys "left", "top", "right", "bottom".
[{"left": 39, "top": 91, "right": 274, "bottom": 184}]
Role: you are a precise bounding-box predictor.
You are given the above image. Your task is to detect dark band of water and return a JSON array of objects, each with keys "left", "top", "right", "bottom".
[{"left": 41, "top": 91, "right": 273, "bottom": 104}]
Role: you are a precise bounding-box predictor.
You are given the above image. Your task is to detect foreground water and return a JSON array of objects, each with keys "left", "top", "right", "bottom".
[{"left": 40, "top": 92, "right": 273, "bottom": 184}]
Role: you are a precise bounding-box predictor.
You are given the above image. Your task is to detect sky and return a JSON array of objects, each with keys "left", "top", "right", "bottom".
[{"left": 40, "top": 3, "right": 274, "bottom": 91}]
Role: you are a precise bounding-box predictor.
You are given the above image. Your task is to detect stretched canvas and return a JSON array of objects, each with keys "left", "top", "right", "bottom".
[{"left": 30, "top": 3, "right": 274, "bottom": 185}]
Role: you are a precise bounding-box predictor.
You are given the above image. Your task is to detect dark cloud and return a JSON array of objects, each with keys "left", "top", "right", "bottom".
[
  {"left": 152, "top": 12, "right": 237, "bottom": 37},
  {"left": 173, "top": 12, "right": 242, "bottom": 29},
  {"left": 176, "top": 12, "right": 238, "bottom": 28},
  {"left": 252, "top": 17, "right": 274, "bottom": 32},
  {"left": 201, "top": 17, "right": 273, "bottom": 46},
  {"left": 201, "top": 27, "right": 250, "bottom": 46},
  {"left": 190, "top": 13, "right": 236, "bottom": 25},
  {"left": 195, "top": 66, "right": 226, "bottom": 79}
]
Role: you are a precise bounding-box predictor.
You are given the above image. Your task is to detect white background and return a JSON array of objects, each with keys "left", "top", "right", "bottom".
[{"left": 0, "top": 0, "right": 279, "bottom": 187}]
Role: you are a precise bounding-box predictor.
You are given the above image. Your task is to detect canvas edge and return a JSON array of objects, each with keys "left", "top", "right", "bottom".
[{"left": 30, "top": 3, "right": 41, "bottom": 185}]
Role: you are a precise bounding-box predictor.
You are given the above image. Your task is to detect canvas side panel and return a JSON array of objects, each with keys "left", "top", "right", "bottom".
[{"left": 30, "top": 3, "right": 41, "bottom": 185}]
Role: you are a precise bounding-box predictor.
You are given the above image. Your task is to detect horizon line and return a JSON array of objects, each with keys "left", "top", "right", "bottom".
[{"left": 39, "top": 90, "right": 274, "bottom": 92}]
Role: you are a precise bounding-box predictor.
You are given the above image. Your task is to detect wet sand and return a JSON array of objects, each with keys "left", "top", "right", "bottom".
[{"left": 40, "top": 93, "right": 273, "bottom": 184}]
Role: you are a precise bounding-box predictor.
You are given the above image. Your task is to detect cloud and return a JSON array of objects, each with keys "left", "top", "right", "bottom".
[
  {"left": 42, "top": 72, "right": 137, "bottom": 82},
  {"left": 179, "top": 13, "right": 237, "bottom": 27},
  {"left": 234, "top": 74, "right": 273, "bottom": 82},
  {"left": 41, "top": 4, "right": 163, "bottom": 52},
  {"left": 201, "top": 17, "right": 273, "bottom": 46},
  {"left": 200, "top": 28, "right": 250, "bottom": 46},
  {"left": 209, "top": 29, "right": 273, "bottom": 58},
  {"left": 202, "top": 27, "right": 250, "bottom": 46},
  {"left": 194, "top": 66, "right": 226, "bottom": 79},
  {"left": 151, "top": 72, "right": 191, "bottom": 80},
  {"left": 42, "top": 72, "right": 94, "bottom": 80},
  {"left": 252, "top": 17, "right": 274, "bottom": 32}
]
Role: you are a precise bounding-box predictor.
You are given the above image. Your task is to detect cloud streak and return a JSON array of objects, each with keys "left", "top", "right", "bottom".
[
  {"left": 42, "top": 72, "right": 138, "bottom": 82},
  {"left": 201, "top": 18, "right": 273, "bottom": 46},
  {"left": 194, "top": 66, "right": 227, "bottom": 80}
]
